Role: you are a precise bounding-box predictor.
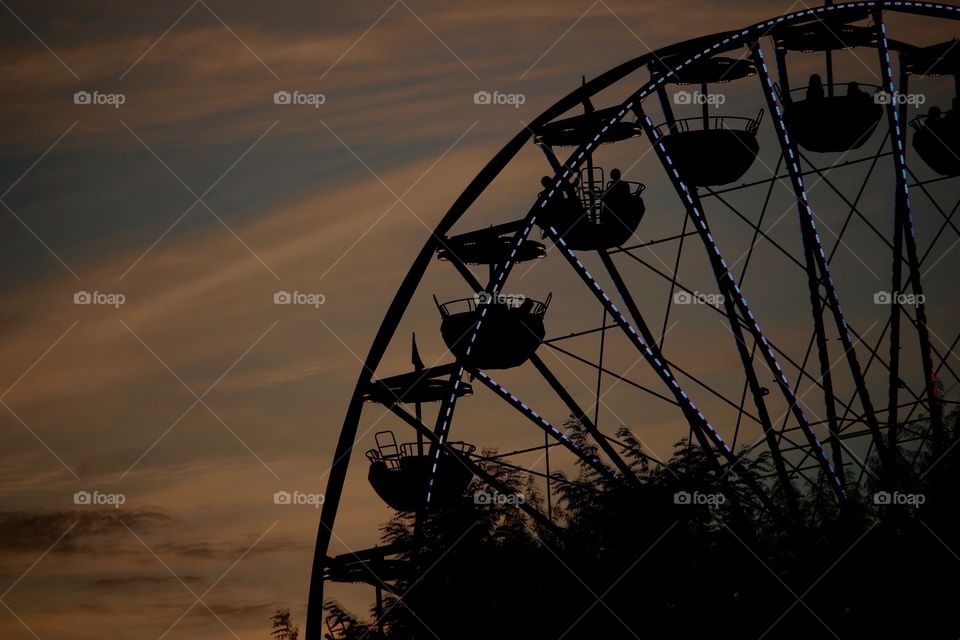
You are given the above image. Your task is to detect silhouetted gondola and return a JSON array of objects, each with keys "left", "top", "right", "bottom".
[
  {"left": 366, "top": 430, "right": 475, "bottom": 511},
  {"left": 904, "top": 40, "right": 960, "bottom": 176},
  {"left": 912, "top": 109, "right": 960, "bottom": 176},
  {"left": 657, "top": 113, "right": 763, "bottom": 186},
  {"left": 435, "top": 293, "right": 550, "bottom": 369},
  {"left": 536, "top": 78, "right": 641, "bottom": 147},
  {"left": 324, "top": 542, "right": 409, "bottom": 585},
  {"left": 538, "top": 167, "right": 645, "bottom": 250},
  {"left": 649, "top": 55, "right": 762, "bottom": 186},
  {"left": 774, "top": 15, "right": 875, "bottom": 53},
  {"left": 774, "top": 18, "right": 883, "bottom": 152},
  {"left": 537, "top": 105, "right": 641, "bottom": 147},
  {"left": 437, "top": 222, "right": 546, "bottom": 266},
  {"left": 784, "top": 79, "right": 882, "bottom": 152},
  {"left": 364, "top": 368, "right": 473, "bottom": 405}
]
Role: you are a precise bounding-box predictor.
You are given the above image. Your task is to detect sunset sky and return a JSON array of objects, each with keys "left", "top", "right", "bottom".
[{"left": 2, "top": 2, "right": 959, "bottom": 639}]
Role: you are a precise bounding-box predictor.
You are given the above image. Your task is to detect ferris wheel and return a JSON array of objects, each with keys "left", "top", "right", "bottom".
[{"left": 306, "top": 3, "right": 960, "bottom": 637}]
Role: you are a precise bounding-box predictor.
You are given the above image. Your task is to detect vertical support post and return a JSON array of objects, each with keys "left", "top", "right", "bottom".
[
  {"left": 375, "top": 585, "right": 385, "bottom": 636},
  {"left": 701, "top": 81, "right": 710, "bottom": 129},
  {"left": 826, "top": 49, "right": 835, "bottom": 98},
  {"left": 825, "top": 0, "right": 835, "bottom": 100},
  {"left": 595, "top": 306, "right": 608, "bottom": 428},
  {"left": 775, "top": 48, "right": 791, "bottom": 98},
  {"left": 655, "top": 78, "right": 677, "bottom": 131},
  {"left": 416, "top": 402, "right": 424, "bottom": 457},
  {"left": 544, "top": 430, "right": 553, "bottom": 521}
]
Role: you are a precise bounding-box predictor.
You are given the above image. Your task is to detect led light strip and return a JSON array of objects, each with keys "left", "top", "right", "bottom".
[{"left": 473, "top": 371, "right": 618, "bottom": 481}]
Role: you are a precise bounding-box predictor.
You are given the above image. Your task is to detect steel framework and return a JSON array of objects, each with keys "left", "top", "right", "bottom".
[{"left": 306, "top": 4, "right": 960, "bottom": 638}]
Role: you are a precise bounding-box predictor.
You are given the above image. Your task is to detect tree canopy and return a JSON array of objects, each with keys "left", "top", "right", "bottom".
[{"left": 314, "top": 409, "right": 960, "bottom": 640}]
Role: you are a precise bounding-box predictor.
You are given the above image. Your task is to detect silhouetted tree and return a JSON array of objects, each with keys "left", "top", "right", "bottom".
[
  {"left": 271, "top": 609, "right": 299, "bottom": 640},
  {"left": 320, "top": 410, "right": 960, "bottom": 640}
]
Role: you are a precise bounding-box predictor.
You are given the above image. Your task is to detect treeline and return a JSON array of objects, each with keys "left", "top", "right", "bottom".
[{"left": 315, "top": 409, "right": 960, "bottom": 640}]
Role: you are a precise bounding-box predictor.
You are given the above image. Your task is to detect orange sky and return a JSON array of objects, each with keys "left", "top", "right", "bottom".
[{"left": 2, "top": 2, "right": 960, "bottom": 638}]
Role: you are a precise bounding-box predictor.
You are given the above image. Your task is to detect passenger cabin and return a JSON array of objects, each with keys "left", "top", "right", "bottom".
[
  {"left": 366, "top": 431, "right": 475, "bottom": 512},
  {"left": 656, "top": 113, "right": 762, "bottom": 186},
  {"left": 437, "top": 222, "right": 547, "bottom": 267},
  {"left": 535, "top": 76, "right": 641, "bottom": 147},
  {"left": 911, "top": 108, "right": 960, "bottom": 177},
  {"left": 904, "top": 40, "right": 960, "bottom": 176},
  {"left": 363, "top": 368, "right": 473, "bottom": 405},
  {"left": 537, "top": 166, "right": 645, "bottom": 250},
  {"left": 773, "top": 20, "right": 884, "bottom": 152},
  {"left": 649, "top": 55, "right": 762, "bottom": 186},
  {"left": 783, "top": 80, "right": 882, "bottom": 152},
  {"left": 536, "top": 104, "right": 641, "bottom": 147},
  {"left": 435, "top": 293, "right": 550, "bottom": 369}
]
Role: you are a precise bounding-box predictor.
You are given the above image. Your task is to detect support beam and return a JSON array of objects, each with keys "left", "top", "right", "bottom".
[
  {"left": 750, "top": 41, "right": 884, "bottom": 490},
  {"left": 527, "top": 353, "right": 635, "bottom": 477},
  {"left": 635, "top": 101, "right": 845, "bottom": 502},
  {"left": 539, "top": 221, "right": 780, "bottom": 518},
  {"left": 874, "top": 10, "right": 943, "bottom": 454},
  {"left": 471, "top": 370, "right": 620, "bottom": 482}
]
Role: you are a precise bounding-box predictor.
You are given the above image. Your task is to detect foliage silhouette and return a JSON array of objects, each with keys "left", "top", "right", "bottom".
[
  {"left": 271, "top": 609, "right": 300, "bottom": 640},
  {"left": 317, "top": 410, "right": 960, "bottom": 640}
]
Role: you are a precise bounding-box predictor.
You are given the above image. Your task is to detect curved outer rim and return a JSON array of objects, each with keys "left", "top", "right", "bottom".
[{"left": 306, "top": 3, "right": 960, "bottom": 637}]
